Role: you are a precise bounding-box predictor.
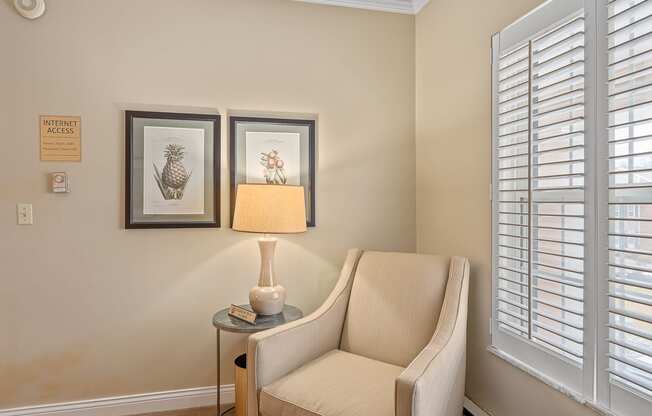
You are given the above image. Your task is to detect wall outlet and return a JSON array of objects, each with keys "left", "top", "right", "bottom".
[{"left": 17, "top": 203, "right": 33, "bottom": 225}]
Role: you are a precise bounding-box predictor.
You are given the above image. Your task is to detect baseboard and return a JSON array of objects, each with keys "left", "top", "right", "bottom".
[
  {"left": 2, "top": 389, "right": 485, "bottom": 416},
  {"left": 464, "top": 396, "right": 491, "bottom": 416},
  {"left": 0, "top": 385, "right": 234, "bottom": 416}
]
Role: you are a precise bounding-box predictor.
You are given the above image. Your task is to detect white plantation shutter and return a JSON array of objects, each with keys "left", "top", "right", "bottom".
[
  {"left": 530, "top": 16, "right": 586, "bottom": 363},
  {"left": 496, "top": 43, "right": 531, "bottom": 339},
  {"left": 491, "top": 0, "right": 591, "bottom": 396},
  {"left": 495, "top": 19, "right": 588, "bottom": 358},
  {"left": 603, "top": 0, "right": 652, "bottom": 411},
  {"left": 492, "top": 1, "right": 652, "bottom": 414}
]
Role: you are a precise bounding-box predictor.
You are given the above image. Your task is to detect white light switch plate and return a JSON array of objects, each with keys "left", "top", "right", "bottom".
[{"left": 17, "top": 203, "right": 33, "bottom": 225}]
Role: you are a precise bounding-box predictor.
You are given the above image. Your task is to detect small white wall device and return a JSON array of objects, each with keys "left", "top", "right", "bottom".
[
  {"left": 13, "top": 0, "right": 46, "bottom": 20},
  {"left": 50, "top": 172, "right": 70, "bottom": 193}
]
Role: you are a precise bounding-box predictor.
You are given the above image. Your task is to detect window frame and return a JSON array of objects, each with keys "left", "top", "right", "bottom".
[
  {"left": 491, "top": 1, "right": 652, "bottom": 415},
  {"left": 490, "top": 0, "right": 597, "bottom": 404},
  {"left": 595, "top": 1, "right": 652, "bottom": 414}
]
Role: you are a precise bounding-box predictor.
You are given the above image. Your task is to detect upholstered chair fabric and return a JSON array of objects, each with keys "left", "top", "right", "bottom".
[
  {"left": 396, "top": 254, "right": 470, "bottom": 416},
  {"left": 260, "top": 350, "right": 403, "bottom": 416},
  {"left": 247, "top": 249, "right": 470, "bottom": 416},
  {"left": 340, "top": 251, "right": 450, "bottom": 367},
  {"left": 247, "top": 249, "right": 363, "bottom": 415}
]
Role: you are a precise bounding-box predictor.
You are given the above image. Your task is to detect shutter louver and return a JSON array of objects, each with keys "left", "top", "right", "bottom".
[
  {"left": 497, "top": 43, "right": 531, "bottom": 338},
  {"left": 530, "top": 16, "right": 586, "bottom": 364},
  {"left": 494, "top": 15, "right": 586, "bottom": 365},
  {"left": 607, "top": 0, "right": 652, "bottom": 397}
]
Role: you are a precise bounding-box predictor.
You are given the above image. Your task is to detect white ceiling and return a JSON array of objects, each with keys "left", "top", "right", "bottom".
[{"left": 294, "top": 0, "right": 430, "bottom": 14}]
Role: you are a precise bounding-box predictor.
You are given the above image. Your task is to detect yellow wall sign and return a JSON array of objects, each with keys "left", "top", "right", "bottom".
[{"left": 40, "top": 115, "right": 81, "bottom": 161}]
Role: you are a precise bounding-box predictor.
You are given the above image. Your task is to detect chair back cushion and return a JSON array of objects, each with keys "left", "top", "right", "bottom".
[{"left": 340, "top": 251, "right": 450, "bottom": 367}]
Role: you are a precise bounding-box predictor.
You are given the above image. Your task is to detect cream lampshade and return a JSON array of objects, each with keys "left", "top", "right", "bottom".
[{"left": 233, "top": 184, "right": 307, "bottom": 315}]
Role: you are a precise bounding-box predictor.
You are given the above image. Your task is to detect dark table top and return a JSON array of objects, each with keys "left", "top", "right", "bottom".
[{"left": 212, "top": 304, "right": 303, "bottom": 333}]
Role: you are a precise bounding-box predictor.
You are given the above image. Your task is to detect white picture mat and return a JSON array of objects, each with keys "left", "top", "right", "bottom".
[
  {"left": 245, "top": 131, "right": 301, "bottom": 185},
  {"left": 143, "top": 126, "right": 205, "bottom": 215}
]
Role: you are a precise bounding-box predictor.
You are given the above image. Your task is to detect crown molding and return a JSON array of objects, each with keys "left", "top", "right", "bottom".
[
  {"left": 412, "top": 0, "right": 430, "bottom": 13},
  {"left": 294, "top": 0, "right": 430, "bottom": 15}
]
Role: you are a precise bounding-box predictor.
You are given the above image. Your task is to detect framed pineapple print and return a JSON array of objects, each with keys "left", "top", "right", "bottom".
[
  {"left": 125, "top": 111, "right": 220, "bottom": 229},
  {"left": 230, "top": 116, "right": 315, "bottom": 227}
]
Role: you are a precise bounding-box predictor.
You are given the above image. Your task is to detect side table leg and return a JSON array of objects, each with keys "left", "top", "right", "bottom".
[{"left": 216, "top": 329, "right": 221, "bottom": 416}]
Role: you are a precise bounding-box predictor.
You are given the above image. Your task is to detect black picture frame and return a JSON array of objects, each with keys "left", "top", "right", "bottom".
[
  {"left": 229, "top": 116, "right": 316, "bottom": 227},
  {"left": 125, "top": 110, "right": 221, "bottom": 229}
]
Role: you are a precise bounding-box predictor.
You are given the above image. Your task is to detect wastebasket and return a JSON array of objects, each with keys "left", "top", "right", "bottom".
[{"left": 234, "top": 354, "right": 247, "bottom": 416}]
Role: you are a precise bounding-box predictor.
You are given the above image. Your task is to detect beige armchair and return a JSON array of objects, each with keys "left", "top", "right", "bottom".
[{"left": 247, "top": 249, "right": 470, "bottom": 416}]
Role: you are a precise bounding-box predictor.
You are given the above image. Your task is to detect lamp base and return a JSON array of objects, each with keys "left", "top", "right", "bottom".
[{"left": 250, "top": 284, "right": 286, "bottom": 315}]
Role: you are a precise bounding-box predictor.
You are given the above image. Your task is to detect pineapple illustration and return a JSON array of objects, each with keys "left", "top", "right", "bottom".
[
  {"left": 162, "top": 144, "right": 189, "bottom": 189},
  {"left": 153, "top": 143, "right": 192, "bottom": 200}
]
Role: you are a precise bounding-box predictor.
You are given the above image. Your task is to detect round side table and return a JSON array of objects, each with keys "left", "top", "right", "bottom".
[{"left": 212, "top": 304, "right": 303, "bottom": 416}]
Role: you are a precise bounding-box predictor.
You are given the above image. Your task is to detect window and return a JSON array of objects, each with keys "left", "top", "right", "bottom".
[
  {"left": 495, "top": 14, "right": 587, "bottom": 364},
  {"left": 603, "top": 0, "right": 652, "bottom": 413},
  {"left": 491, "top": 1, "right": 652, "bottom": 415},
  {"left": 491, "top": 0, "right": 592, "bottom": 398}
]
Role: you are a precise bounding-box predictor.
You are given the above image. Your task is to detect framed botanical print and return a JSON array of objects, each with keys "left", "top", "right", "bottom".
[
  {"left": 125, "top": 111, "right": 220, "bottom": 228},
  {"left": 230, "top": 116, "right": 316, "bottom": 227}
]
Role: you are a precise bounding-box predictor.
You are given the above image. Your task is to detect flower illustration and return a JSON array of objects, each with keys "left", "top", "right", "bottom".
[{"left": 259, "top": 150, "right": 288, "bottom": 184}]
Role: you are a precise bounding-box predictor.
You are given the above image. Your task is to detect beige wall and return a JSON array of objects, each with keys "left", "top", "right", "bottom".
[
  {"left": 0, "top": 0, "right": 415, "bottom": 407},
  {"left": 415, "top": 1, "right": 597, "bottom": 416},
  {"left": 1, "top": 0, "right": 606, "bottom": 413}
]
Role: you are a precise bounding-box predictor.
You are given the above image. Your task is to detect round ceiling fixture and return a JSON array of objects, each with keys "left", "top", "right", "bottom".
[{"left": 14, "top": 0, "right": 46, "bottom": 20}]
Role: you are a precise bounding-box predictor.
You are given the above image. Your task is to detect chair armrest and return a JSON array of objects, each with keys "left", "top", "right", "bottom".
[
  {"left": 247, "top": 248, "right": 363, "bottom": 416},
  {"left": 395, "top": 256, "right": 470, "bottom": 416}
]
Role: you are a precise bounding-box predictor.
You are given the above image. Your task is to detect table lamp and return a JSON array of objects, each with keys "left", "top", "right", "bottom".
[{"left": 232, "top": 184, "right": 307, "bottom": 315}]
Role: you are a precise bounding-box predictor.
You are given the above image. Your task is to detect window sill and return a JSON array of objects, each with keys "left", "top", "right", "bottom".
[{"left": 487, "top": 345, "right": 616, "bottom": 416}]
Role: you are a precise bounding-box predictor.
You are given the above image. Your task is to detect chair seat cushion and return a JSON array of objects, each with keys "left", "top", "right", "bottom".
[{"left": 259, "top": 349, "right": 404, "bottom": 416}]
